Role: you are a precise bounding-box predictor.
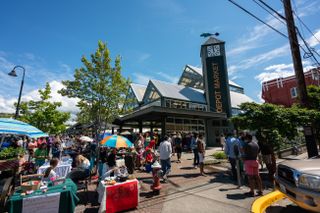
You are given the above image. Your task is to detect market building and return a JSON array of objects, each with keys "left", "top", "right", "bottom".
[
  {"left": 117, "top": 37, "right": 253, "bottom": 146},
  {"left": 262, "top": 68, "right": 320, "bottom": 107}
]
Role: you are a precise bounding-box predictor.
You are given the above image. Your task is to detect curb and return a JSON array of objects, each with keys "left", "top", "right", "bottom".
[{"left": 251, "top": 190, "right": 286, "bottom": 213}]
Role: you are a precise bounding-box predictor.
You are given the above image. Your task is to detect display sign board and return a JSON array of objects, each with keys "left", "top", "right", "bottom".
[
  {"left": 201, "top": 37, "right": 231, "bottom": 117},
  {"left": 22, "top": 192, "right": 60, "bottom": 213}
]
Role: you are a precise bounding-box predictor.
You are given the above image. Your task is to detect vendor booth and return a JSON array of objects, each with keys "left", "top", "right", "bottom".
[{"left": 6, "top": 179, "right": 79, "bottom": 213}]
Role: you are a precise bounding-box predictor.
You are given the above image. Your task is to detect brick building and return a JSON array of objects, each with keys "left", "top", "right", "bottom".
[{"left": 262, "top": 68, "right": 320, "bottom": 107}]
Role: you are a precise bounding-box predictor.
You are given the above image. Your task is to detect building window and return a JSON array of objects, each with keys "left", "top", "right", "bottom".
[
  {"left": 290, "top": 87, "right": 297, "bottom": 98},
  {"left": 164, "top": 98, "right": 207, "bottom": 111}
]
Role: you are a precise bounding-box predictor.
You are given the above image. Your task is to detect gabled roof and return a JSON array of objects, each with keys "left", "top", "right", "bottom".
[
  {"left": 202, "top": 37, "right": 224, "bottom": 45},
  {"left": 230, "top": 91, "right": 253, "bottom": 108},
  {"left": 151, "top": 79, "right": 206, "bottom": 104},
  {"left": 130, "top": 83, "right": 147, "bottom": 102},
  {"left": 185, "top": 65, "right": 242, "bottom": 88}
]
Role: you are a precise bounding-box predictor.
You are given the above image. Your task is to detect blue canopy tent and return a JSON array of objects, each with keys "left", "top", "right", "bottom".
[{"left": 0, "top": 118, "right": 48, "bottom": 138}]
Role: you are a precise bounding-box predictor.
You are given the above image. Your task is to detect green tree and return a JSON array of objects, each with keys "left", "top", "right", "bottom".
[
  {"left": 18, "top": 82, "right": 70, "bottom": 134},
  {"left": 59, "top": 40, "right": 130, "bottom": 137},
  {"left": 231, "top": 102, "right": 299, "bottom": 150}
]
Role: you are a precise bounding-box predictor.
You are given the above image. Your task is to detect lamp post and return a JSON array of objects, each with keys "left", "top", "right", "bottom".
[{"left": 8, "top": 65, "right": 26, "bottom": 119}]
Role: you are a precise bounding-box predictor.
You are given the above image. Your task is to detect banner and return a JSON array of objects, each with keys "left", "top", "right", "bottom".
[
  {"left": 106, "top": 180, "right": 138, "bottom": 213},
  {"left": 22, "top": 192, "right": 60, "bottom": 213}
]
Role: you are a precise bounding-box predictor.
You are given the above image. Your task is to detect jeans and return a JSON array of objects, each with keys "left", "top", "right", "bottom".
[
  {"left": 229, "top": 157, "right": 237, "bottom": 180},
  {"left": 160, "top": 158, "right": 171, "bottom": 177},
  {"left": 193, "top": 149, "right": 199, "bottom": 166}
]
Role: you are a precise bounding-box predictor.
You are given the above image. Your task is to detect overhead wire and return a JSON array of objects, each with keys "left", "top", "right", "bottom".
[
  {"left": 228, "top": 0, "right": 320, "bottom": 67},
  {"left": 252, "top": 0, "right": 286, "bottom": 26},
  {"left": 227, "top": 0, "right": 288, "bottom": 39}
]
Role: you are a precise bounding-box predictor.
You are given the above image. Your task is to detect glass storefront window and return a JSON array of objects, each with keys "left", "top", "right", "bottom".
[{"left": 164, "top": 98, "right": 207, "bottom": 112}]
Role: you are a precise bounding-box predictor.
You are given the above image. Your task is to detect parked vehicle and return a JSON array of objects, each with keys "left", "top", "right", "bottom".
[{"left": 275, "top": 156, "right": 320, "bottom": 212}]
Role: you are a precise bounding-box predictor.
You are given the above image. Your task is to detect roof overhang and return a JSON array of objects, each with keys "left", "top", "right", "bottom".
[{"left": 115, "top": 106, "right": 227, "bottom": 124}]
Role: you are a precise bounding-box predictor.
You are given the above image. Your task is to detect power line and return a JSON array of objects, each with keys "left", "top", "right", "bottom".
[
  {"left": 296, "top": 28, "right": 320, "bottom": 66},
  {"left": 228, "top": 0, "right": 319, "bottom": 67},
  {"left": 252, "top": 0, "right": 286, "bottom": 25},
  {"left": 227, "top": 0, "right": 288, "bottom": 39},
  {"left": 257, "top": 0, "right": 286, "bottom": 20},
  {"left": 293, "top": 12, "right": 320, "bottom": 45}
]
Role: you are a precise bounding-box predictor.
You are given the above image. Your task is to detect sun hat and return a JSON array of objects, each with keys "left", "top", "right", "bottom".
[{"left": 151, "top": 161, "right": 161, "bottom": 169}]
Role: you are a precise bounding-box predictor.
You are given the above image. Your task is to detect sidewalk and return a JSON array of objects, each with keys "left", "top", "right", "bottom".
[
  {"left": 75, "top": 149, "right": 309, "bottom": 213},
  {"left": 134, "top": 149, "right": 309, "bottom": 213}
]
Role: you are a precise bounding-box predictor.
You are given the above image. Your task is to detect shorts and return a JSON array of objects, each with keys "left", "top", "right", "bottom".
[
  {"left": 198, "top": 153, "right": 205, "bottom": 163},
  {"left": 244, "top": 160, "right": 259, "bottom": 176}
]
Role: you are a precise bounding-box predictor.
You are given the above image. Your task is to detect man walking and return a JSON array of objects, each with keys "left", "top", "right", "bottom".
[
  {"left": 197, "top": 134, "right": 206, "bottom": 176},
  {"left": 158, "top": 135, "right": 172, "bottom": 182},
  {"left": 190, "top": 133, "right": 199, "bottom": 168},
  {"left": 243, "top": 134, "right": 263, "bottom": 196},
  {"left": 224, "top": 132, "right": 240, "bottom": 181}
]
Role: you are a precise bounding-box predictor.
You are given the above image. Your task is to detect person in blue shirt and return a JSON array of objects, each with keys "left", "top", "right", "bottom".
[{"left": 224, "top": 132, "right": 240, "bottom": 181}]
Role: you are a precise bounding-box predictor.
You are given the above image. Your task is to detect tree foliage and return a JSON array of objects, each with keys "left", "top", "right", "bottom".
[
  {"left": 59, "top": 41, "right": 131, "bottom": 135},
  {"left": 231, "top": 102, "right": 299, "bottom": 149},
  {"left": 231, "top": 85, "right": 320, "bottom": 149},
  {"left": 18, "top": 82, "right": 70, "bottom": 134}
]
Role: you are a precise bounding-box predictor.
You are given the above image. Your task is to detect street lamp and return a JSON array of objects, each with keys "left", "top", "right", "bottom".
[{"left": 8, "top": 65, "right": 26, "bottom": 119}]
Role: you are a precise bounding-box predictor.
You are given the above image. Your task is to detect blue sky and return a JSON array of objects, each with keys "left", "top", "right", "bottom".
[{"left": 0, "top": 0, "right": 320, "bottom": 116}]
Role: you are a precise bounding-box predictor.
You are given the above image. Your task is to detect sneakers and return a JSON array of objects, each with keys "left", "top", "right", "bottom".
[
  {"left": 244, "top": 191, "right": 254, "bottom": 197},
  {"left": 256, "top": 191, "right": 263, "bottom": 196}
]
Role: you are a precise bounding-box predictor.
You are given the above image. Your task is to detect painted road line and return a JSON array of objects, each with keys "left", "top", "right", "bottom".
[{"left": 251, "top": 190, "right": 286, "bottom": 213}]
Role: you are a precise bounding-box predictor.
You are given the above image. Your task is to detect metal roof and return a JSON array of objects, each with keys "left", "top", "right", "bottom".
[
  {"left": 202, "top": 37, "right": 224, "bottom": 45},
  {"left": 185, "top": 65, "right": 242, "bottom": 88},
  {"left": 130, "top": 83, "right": 147, "bottom": 102},
  {"left": 151, "top": 80, "right": 207, "bottom": 104},
  {"left": 230, "top": 91, "right": 254, "bottom": 108}
]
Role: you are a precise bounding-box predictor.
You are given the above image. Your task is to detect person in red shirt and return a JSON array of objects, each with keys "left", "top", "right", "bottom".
[{"left": 144, "top": 147, "right": 154, "bottom": 173}]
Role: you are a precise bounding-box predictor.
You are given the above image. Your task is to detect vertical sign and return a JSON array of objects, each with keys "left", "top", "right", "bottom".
[{"left": 201, "top": 37, "right": 231, "bottom": 117}]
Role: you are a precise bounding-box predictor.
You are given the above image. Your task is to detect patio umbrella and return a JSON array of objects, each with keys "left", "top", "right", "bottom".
[
  {"left": 0, "top": 118, "right": 48, "bottom": 138},
  {"left": 120, "top": 130, "right": 131, "bottom": 135},
  {"left": 100, "top": 135, "right": 133, "bottom": 148},
  {"left": 79, "top": 136, "right": 93, "bottom": 142}
]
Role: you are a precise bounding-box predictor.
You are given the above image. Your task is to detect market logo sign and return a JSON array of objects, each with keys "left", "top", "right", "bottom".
[{"left": 200, "top": 38, "right": 231, "bottom": 117}]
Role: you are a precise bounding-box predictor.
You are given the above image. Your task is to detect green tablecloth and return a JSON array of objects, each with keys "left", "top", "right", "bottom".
[{"left": 6, "top": 179, "right": 79, "bottom": 213}]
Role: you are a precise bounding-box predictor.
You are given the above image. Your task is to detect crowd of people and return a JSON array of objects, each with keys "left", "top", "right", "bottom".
[
  {"left": 1, "top": 129, "right": 276, "bottom": 198},
  {"left": 222, "top": 131, "right": 278, "bottom": 197}
]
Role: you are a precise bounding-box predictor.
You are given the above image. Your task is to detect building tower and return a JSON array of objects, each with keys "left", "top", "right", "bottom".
[{"left": 200, "top": 37, "right": 232, "bottom": 117}]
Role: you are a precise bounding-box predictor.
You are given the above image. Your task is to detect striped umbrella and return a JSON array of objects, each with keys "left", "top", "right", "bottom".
[
  {"left": 100, "top": 135, "right": 133, "bottom": 148},
  {"left": 0, "top": 118, "right": 48, "bottom": 138}
]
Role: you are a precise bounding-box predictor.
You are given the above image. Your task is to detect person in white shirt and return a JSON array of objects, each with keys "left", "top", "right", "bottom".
[
  {"left": 42, "top": 158, "right": 59, "bottom": 182},
  {"left": 158, "top": 136, "right": 172, "bottom": 182},
  {"left": 75, "top": 154, "right": 91, "bottom": 176}
]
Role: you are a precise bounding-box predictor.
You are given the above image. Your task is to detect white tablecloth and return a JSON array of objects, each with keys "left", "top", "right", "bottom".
[
  {"left": 97, "top": 179, "right": 139, "bottom": 213},
  {"left": 37, "top": 161, "right": 72, "bottom": 178}
]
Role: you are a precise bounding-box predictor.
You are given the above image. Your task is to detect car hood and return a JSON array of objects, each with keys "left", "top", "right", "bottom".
[{"left": 279, "top": 158, "right": 320, "bottom": 176}]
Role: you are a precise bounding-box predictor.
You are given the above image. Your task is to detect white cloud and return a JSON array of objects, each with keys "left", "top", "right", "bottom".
[
  {"left": 307, "top": 29, "right": 320, "bottom": 47},
  {"left": 256, "top": 91, "right": 264, "bottom": 103},
  {"left": 133, "top": 72, "right": 151, "bottom": 85},
  {"left": 254, "top": 61, "right": 316, "bottom": 83},
  {"left": 138, "top": 53, "right": 151, "bottom": 63},
  {"left": 156, "top": 72, "right": 179, "bottom": 83},
  {"left": 0, "top": 81, "right": 79, "bottom": 115},
  {"left": 229, "top": 44, "right": 290, "bottom": 74}
]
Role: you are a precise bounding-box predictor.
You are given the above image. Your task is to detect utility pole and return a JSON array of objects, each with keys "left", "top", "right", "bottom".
[{"left": 283, "top": 0, "right": 319, "bottom": 158}]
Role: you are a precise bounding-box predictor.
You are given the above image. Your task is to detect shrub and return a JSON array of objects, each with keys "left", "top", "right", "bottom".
[
  {"left": 0, "top": 147, "right": 24, "bottom": 160},
  {"left": 212, "top": 151, "right": 227, "bottom": 159}
]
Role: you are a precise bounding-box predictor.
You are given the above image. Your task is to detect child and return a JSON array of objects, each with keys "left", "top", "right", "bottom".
[
  {"left": 144, "top": 147, "right": 153, "bottom": 173},
  {"left": 42, "top": 158, "right": 59, "bottom": 182}
]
